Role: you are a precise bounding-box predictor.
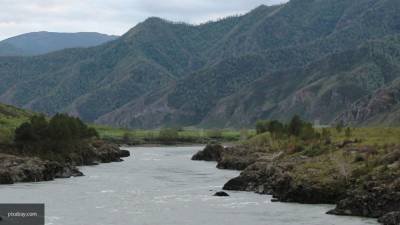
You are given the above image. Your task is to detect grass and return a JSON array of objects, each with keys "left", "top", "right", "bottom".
[
  {"left": 243, "top": 127, "right": 400, "bottom": 151},
  {"left": 92, "top": 124, "right": 252, "bottom": 143},
  {"left": 326, "top": 127, "right": 400, "bottom": 146},
  {"left": 0, "top": 103, "right": 32, "bottom": 144}
]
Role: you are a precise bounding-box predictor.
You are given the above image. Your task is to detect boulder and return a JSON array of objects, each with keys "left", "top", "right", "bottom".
[
  {"left": 379, "top": 212, "right": 400, "bottom": 225},
  {"left": 223, "top": 175, "right": 258, "bottom": 191},
  {"left": 214, "top": 191, "right": 230, "bottom": 197},
  {"left": 119, "top": 150, "right": 131, "bottom": 158},
  {"left": 191, "top": 144, "right": 224, "bottom": 161},
  {"left": 0, "top": 171, "right": 13, "bottom": 184}
]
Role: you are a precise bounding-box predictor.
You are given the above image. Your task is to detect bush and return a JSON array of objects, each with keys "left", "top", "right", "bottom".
[
  {"left": 321, "top": 128, "right": 331, "bottom": 141},
  {"left": 302, "top": 145, "right": 327, "bottom": 157},
  {"left": 256, "top": 120, "right": 269, "bottom": 134},
  {"left": 268, "top": 120, "right": 286, "bottom": 138},
  {"left": 255, "top": 116, "right": 319, "bottom": 140},
  {"left": 0, "top": 128, "right": 14, "bottom": 144},
  {"left": 255, "top": 120, "right": 287, "bottom": 138},
  {"left": 299, "top": 123, "right": 318, "bottom": 141},
  {"left": 288, "top": 115, "right": 303, "bottom": 137}
]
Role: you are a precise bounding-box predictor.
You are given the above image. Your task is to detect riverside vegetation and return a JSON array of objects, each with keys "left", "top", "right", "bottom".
[
  {"left": 192, "top": 116, "right": 400, "bottom": 225},
  {"left": 96, "top": 125, "right": 249, "bottom": 145},
  {"left": 0, "top": 103, "right": 129, "bottom": 184},
  {"left": 0, "top": 102, "right": 240, "bottom": 184}
]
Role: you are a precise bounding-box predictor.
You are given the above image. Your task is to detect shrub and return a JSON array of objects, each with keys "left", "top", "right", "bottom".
[
  {"left": 256, "top": 120, "right": 269, "bottom": 134},
  {"left": 268, "top": 120, "right": 286, "bottom": 138},
  {"left": 0, "top": 128, "right": 14, "bottom": 144},
  {"left": 255, "top": 115, "right": 317, "bottom": 140},
  {"left": 321, "top": 128, "right": 331, "bottom": 142},
  {"left": 302, "top": 145, "right": 327, "bottom": 157},
  {"left": 288, "top": 115, "right": 303, "bottom": 137},
  {"left": 299, "top": 123, "right": 317, "bottom": 141}
]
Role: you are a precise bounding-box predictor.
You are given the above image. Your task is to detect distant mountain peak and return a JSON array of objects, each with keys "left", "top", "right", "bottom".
[
  {"left": 0, "top": 32, "right": 119, "bottom": 56},
  {"left": 144, "top": 17, "right": 168, "bottom": 23}
]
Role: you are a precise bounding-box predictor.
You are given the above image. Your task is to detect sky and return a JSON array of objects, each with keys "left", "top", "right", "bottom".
[{"left": 0, "top": 0, "right": 288, "bottom": 41}]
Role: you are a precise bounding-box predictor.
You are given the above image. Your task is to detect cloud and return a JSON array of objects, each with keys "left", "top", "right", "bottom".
[{"left": 0, "top": 0, "right": 287, "bottom": 40}]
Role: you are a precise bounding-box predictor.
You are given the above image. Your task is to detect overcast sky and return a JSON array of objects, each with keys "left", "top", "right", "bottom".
[{"left": 0, "top": 0, "right": 288, "bottom": 41}]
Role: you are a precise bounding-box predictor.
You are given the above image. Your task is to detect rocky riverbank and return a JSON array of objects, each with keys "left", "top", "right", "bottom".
[
  {"left": 0, "top": 140, "right": 130, "bottom": 184},
  {"left": 192, "top": 142, "right": 400, "bottom": 224}
]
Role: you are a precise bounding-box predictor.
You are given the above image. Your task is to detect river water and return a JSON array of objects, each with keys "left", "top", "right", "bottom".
[{"left": 0, "top": 146, "right": 378, "bottom": 225}]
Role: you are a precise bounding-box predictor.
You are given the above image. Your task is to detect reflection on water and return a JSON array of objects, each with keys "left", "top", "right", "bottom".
[{"left": 0, "top": 146, "right": 378, "bottom": 225}]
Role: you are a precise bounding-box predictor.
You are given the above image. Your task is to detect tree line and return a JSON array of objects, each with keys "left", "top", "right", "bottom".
[
  {"left": 256, "top": 115, "right": 322, "bottom": 140},
  {"left": 14, "top": 113, "right": 98, "bottom": 144}
]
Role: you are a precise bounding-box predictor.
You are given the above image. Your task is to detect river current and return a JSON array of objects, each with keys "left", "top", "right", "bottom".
[{"left": 0, "top": 146, "right": 378, "bottom": 225}]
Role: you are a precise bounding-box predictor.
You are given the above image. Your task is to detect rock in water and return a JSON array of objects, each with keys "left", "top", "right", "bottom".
[
  {"left": 119, "top": 150, "right": 131, "bottom": 158},
  {"left": 214, "top": 191, "right": 230, "bottom": 197},
  {"left": 191, "top": 144, "right": 224, "bottom": 161},
  {"left": 379, "top": 212, "right": 400, "bottom": 225}
]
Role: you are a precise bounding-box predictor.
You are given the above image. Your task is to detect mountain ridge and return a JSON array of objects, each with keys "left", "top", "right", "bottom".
[
  {"left": 1, "top": 0, "right": 400, "bottom": 128},
  {"left": 0, "top": 31, "right": 118, "bottom": 56}
]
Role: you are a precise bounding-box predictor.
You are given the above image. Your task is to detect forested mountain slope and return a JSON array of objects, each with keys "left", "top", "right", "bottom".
[{"left": 1, "top": 0, "right": 400, "bottom": 128}]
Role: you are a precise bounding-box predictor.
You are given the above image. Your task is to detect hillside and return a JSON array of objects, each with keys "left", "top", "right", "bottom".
[
  {"left": 0, "top": 103, "right": 32, "bottom": 144},
  {"left": 0, "top": 32, "right": 118, "bottom": 56},
  {"left": 1, "top": 0, "right": 400, "bottom": 128}
]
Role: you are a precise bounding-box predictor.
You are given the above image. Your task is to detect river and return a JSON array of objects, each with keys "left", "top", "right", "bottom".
[{"left": 0, "top": 146, "right": 378, "bottom": 225}]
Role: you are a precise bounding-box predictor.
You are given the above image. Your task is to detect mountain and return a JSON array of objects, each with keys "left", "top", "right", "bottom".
[
  {"left": 0, "top": 32, "right": 118, "bottom": 56},
  {"left": 1, "top": 0, "right": 400, "bottom": 128}
]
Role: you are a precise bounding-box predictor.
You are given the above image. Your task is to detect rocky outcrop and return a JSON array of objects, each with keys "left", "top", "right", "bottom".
[
  {"left": 193, "top": 139, "right": 400, "bottom": 224},
  {"left": 216, "top": 145, "right": 260, "bottom": 170},
  {"left": 92, "top": 141, "right": 124, "bottom": 163},
  {"left": 328, "top": 179, "right": 400, "bottom": 218},
  {"left": 191, "top": 144, "right": 224, "bottom": 161},
  {"left": 0, "top": 140, "right": 130, "bottom": 184},
  {"left": 68, "top": 140, "right": 130, "bottom": 165},
  {"left": 223, "top": 160, "right": 345, "bottom": 204},
  {"left": 0, "top": 154, "right": 83, "bottom": 184},
  {"left": 192, "top": 144, "right": 262, "bottom": 170},
  {"left": 379, "top": 212, "right": 400, "bottom": 225},
  {"left": 334, "top": 86, "right": 400, "bottom": 126}
]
